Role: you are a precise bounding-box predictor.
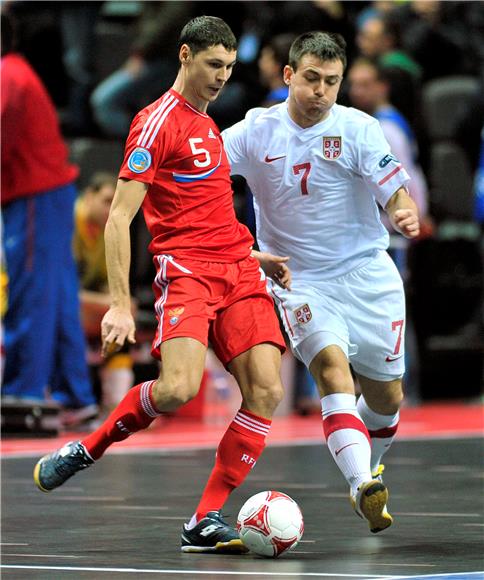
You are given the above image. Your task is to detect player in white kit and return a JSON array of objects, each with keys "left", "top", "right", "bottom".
[{"left": 222, "top": 31, "right": 420, "bottom": 533}]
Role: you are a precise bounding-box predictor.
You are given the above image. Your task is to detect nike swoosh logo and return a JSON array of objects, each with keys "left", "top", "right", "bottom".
[
  {"left": 335, "top": 442, "right": 359, "bottom": 456},
  {"left": 385, "top": 354, "right": 404, "bottom": 362},
  {"left": 264, "top": 154, "right": 286, "bottom": 163}
]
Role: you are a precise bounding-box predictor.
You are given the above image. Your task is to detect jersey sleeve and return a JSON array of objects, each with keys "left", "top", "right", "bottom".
[
  {"left": 357, "top": 119, "right": 410, "bottom": 208},
  {"left": 118, "top": 110, "right": 170, "bottom": 184},
  {"left": 221, "top": 118, "right": 250, "bottom": 177}
]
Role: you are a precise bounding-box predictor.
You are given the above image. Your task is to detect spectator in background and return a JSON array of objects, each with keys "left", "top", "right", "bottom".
[
  {"left": 396, "top": 0, "right": 473, "bottom": 82},
  {"left": 73, "top": 173, "right": 135, "bottom": 423},
  {"left": 1, "top": 10, "right": 97, "bottom": 425},
  {"left": 59, "top": 1, "right": 103, "bottom": 135},
  {"left": 356, "top": 12, "right": 422, "bottom": 80},
  {"left": 355, "top": 11, "right": 423, "bottom": 131},
  {"left": 258, "top": 33, "right": 296, "bottom": 107},
  {"left": 91, "top": 2, "right": 194, "bottom": 138},
  {"left": 347, "top": 58, "right": 429, "bottom": 227},
  {"left": 347, "top": 57, "right": 432, "bottom": 404}
]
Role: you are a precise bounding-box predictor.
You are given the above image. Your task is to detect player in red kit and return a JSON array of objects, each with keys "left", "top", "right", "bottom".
[{"left": 34, "top": 16, "right": 291, "bottom": 554}]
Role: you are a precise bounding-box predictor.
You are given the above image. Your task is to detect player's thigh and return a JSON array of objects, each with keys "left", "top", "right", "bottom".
[
  {"left": 210, "top": 292, "right": 285, "bottom": 368},
  {"left": 348, "top": 253, "right": 406, "bottom": 382},
  {"left": 151, "top": 256, "right": 213, "bottom": 359},
  {"left": 309, "top": 344, "right": 355, "bottom": 397},
  {"left": 269, "top": 280, "right": 355, "bottom": 369},
  {"left": 154, "top": 337, "right": 207, "bottom": 402},
  {"left": 228, "top": 342, "right": 284, "bottom": 414},
  {"left": 356, "top": 373, "right": 403, "bottom": 414}
]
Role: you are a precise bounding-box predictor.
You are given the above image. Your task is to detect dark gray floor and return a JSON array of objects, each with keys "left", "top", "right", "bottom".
[{"left": 2, "top": 438, "right": 484, "bottom": 580}]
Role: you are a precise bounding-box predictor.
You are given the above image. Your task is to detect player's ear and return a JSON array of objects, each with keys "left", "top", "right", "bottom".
[
  {"left": 179, "top": 44, "right": 191, "bottom": 66},
  {"left": 283, "top": 65, "right": 293, "bottom": 86}
]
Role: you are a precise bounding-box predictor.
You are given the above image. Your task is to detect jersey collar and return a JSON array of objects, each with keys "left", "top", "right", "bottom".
[{"left": 282, "top": 103, "right": 338, "bottom": 142}]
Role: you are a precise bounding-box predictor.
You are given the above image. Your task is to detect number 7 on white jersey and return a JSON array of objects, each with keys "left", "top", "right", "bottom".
[{"left": 293, "top": 162, "right": 311, "bottom": 195}]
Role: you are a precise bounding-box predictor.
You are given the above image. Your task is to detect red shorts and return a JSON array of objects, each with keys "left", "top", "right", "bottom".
[{"left": 150, "top": 254, "right": 285, "bottom": 365}]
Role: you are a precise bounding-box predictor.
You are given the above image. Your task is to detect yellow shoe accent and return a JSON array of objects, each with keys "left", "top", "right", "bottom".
[
  {"left": 181, "top": 539, "right": 248, "bottom": 554},
  {"left": 351, "top": 479, "right": 393, "bottom": 534},
  {"left": 371, "top": 464, "right": 385, "bottom": 480},
  {"left": 33, "top": 458, "right": 50, "bottom": 493}
]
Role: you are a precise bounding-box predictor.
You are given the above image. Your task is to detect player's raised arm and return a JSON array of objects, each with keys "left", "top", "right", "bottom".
[
  {"left": 101, "top": 178, "right": 147, "bottom": 357},
  {"left": 384, "top": 186, "right": 420, "bottom": 239}
]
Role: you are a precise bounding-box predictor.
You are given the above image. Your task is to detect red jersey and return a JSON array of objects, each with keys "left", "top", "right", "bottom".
[
  {"left": 118, "top": 89, "right": 253, "bottom": 262},
  {"left": 1, "top": 54, "right": 78, "bottom": 204}
]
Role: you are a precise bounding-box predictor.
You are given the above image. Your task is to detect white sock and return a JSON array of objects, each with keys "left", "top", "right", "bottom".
[
  {"left": 186, "top": 513, "right": 198, "bottom": 530},
  {"left": 321, "top": 393, "right": 372, "bottom": 495},
  {"left": 357, "top": 395, "right": 399, "bottom": 473}
]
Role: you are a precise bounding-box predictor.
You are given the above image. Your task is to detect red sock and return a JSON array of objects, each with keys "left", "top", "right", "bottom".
[
  {"left": 195, "top": 409, "right": 271, "bottom": 521},
  {"left": 82, "top": 381, "right": 160, "bottom": 460}
]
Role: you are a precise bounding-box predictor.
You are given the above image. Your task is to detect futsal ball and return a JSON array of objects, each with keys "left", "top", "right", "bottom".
[{"left": 237, "top": 490, "right": 304, "bottom": 557}]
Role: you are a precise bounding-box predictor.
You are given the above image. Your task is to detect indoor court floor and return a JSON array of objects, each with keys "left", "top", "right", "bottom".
[{"left": 2, "top": 403, "right": 483, "bottom": 580}]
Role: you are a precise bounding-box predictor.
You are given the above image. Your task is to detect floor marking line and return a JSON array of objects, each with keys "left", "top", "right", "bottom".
[
  {"left": 0, "top": 543, "right": 29, "bottom": 546},
  {"left": 2, "top": 554, "right": 83, "bottom": 559},
  {"left": 0, "top": 565, "right": 398, "bottom": 577},
  {"left": 392, "top": 512, "right": 481, "bottom": 517},
  {"left": 383, "top": 572, "right": 484, "bottom": 580}
]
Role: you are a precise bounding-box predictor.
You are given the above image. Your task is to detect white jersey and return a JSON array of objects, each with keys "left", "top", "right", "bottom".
[{"left": 222, "top": 102, "right": 410, "bottom": 280}]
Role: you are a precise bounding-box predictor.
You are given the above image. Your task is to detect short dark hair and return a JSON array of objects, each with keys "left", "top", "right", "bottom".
[
  {"left": 178, "top": 16, "right": 237, "bottom": 56},
  {"left": 289, "top": 31, "right": 347, "bottom": 71}
]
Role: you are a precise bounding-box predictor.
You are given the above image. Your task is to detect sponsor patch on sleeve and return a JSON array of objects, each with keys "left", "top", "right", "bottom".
[
  {"left": 127, "top": 147, "right": 152, "bottom": 173},
  {"left": 378, "top": 153, "right": 398, "bottom": 168}
]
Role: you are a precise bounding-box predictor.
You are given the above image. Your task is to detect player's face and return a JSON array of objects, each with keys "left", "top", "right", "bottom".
[
  {"left": 182, "top": 44, "right": 237, "bottom": 110},
  {"left": 284, "top": 55, "right": 343, "bottom": 128},
  {"left": 87, "top": 184, "right": 115, "bottom": 227},
  {"left": 347, "top": 63, "right": 381, "bottom": 113}
]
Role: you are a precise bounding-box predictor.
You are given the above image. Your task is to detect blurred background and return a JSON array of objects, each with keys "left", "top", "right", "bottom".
[{"left": 1, "top": 0, "right": 483, "bottom": 436}]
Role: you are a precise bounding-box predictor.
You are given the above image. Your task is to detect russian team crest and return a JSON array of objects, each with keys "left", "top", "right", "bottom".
[
  {"left": 322, "top": 136, "right": 342, "bottom": 160},
  {"left": 294, "top": 304, "right": 312, "bottom": 324},
  {"left": 168, "top": 306, "right": 185, "bottom": 326}
]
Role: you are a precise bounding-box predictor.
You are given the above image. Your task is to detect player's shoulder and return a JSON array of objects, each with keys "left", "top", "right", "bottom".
[
  {"left": 132, "top": 92, "right": 182, "bottom": 133},
  {"left": 333, "top": 104, "right": 378, "bottom": 129},
  {"left": 243, "top": 103, "right": 285, "bottom": 128}
]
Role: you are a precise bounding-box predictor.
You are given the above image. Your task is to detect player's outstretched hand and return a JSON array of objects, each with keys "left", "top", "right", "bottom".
[
  {"left": 101, "top": 306, "right": 136, "bottom": 358},
  {"left": 254, "top": 251, "right": 292, "bottom": 290},
  {"left": 393, "top": 209, "right": 420, "bottom": 239}
]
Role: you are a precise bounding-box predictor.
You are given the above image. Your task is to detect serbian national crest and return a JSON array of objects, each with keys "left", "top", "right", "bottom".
[
  {"left": 322, "top": 136, "right": 342, "bottom": 160},
  {"left": 294, "top": 304, "right": 312, "bottom": 324}
]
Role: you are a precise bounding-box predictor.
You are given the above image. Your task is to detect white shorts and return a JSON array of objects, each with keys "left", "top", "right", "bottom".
[{"left": 269, "top": 251, "right": 406, "bottom": 382}]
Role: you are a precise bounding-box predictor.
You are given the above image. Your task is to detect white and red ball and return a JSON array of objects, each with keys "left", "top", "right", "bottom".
[{"left": 237, "top": 490, "right": 304, "bottom": 557}]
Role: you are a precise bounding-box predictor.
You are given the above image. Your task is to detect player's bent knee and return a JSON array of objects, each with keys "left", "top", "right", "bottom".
[
  {"left": 152, "top": 377, "right": 200, "bottom": 411},
  {"left": 244, "top": 381, "right": 284, "bottom": 413},
  {"left": 317, "top": 365, "right": 353, "bottom": 394}
]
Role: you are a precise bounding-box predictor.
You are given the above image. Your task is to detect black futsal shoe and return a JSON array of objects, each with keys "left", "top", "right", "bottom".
[
  {"left": 33, "top": 440, "right": 94, "bottom": 492},
  {"left": 181, "top": 510, "right": 248, "bottom": 553}
]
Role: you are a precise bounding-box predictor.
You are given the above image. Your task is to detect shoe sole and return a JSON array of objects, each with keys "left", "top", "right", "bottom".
[
  {"left": 181, "top": 539, "right": 248, "bottom": 554},
  {"left": 33, "top": 457, "right": 52, "bottom": 493},
  {"left": 357, "top": 481, "right": 393, "bottom": 534}
]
